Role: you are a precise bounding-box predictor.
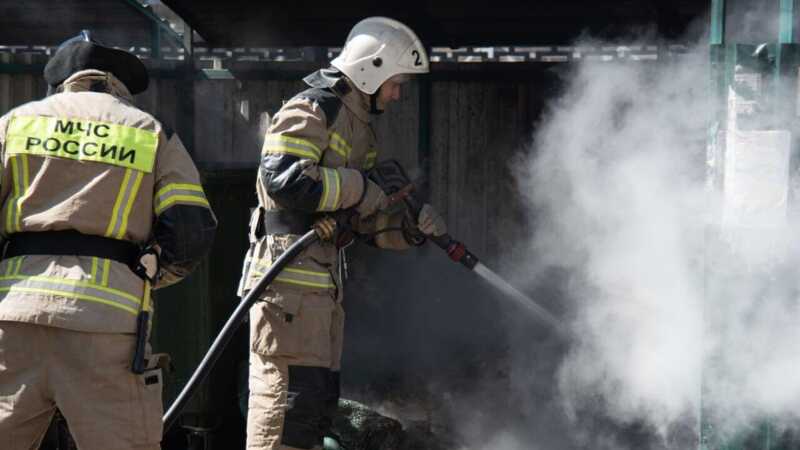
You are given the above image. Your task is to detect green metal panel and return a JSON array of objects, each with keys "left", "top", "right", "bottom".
[{"left": 151, "top": 169, "right": 256, "bottom": 447}]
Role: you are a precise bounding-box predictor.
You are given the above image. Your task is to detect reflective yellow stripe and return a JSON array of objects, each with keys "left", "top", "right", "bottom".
[
  {"left": 251, "top": 261, "right": 335, "bottom": 289},
  {"left": 263, "top": 135, "right": 321, "bottom": 161},
  {"left": 106, "top": 168, "right": 144, "bottom": 239},
  {"left": 17, "top": 155, "right": 30, "bottom": 231},
  {"left": 5, "top": 116, "right": 158, "bottom": 173},
  {"left": 155, "top": 195, "right": 211, "bottom": 215},
  {"left": 92, "top": 257, "right": 111, "bottom": 286},
  {"left": 154, "top": 183, "right": 209, "bottom": 215},
  {"left": 317, "top": 167, "right": 341, "bottom": 212},
  {"left": 13, "top": 256, "right": 24, "bottom": 275},
  {"left": 12, "top": 155, "right": 30, "bottom": 231},
  {"left": 106, "top": 169, "right": 132, "bottom": 237},
  {"left": 102, "top": 259, "right": 111, "bottom": 286},
  {"left": 329, "top": 132, "right": 352, "bottom": 160},
  {"left": 5, "top": 156, "right": 20, "bottom": 232},
  {"left": 3, "top": 257, "right": 24, "bottom": 276},
  {"left": 155, "top": 183, "right": 204, "bottom": 199},
  {"left": 365, "top": 149, "right": 378, "bottom": 169},
  {"left": 91, "top": 257, "right": 99, "bottom": 283},
  {"left": 0, "top": 286, "right": 138, "bottom": 315},
  {"left": 0, "top": 274, "right": 142, "bottom": 305},
  {"left": 115, "top": 170, "right": 144, "bottom": 239},
  {"left": 274, "top": 276, "right": 334, "bottom": 289}
]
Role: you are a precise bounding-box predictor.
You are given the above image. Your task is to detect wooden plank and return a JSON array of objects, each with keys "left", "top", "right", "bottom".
[
  {"left": 10, "top": 71, "right": 38, "bottom": 110},
  {"left": 430, "top": 81, "right": 450, "bottom": 218},
  {"left": 371, "top": 79, "right": 420, "bottom": 172},
  {"left": 133, "top": 79, "right": 159, "bottom": 117},
  {"left": 193, "top": 79, "right": 236, "bottom": 166},
  {"left": 0, "top": 54, "right": 12, "bottom": 114},
  {"left": 467, "top": 80, "right": 489, "bottom": 256},
  {"left": 158, "top": 78, "right": 180, "bottom": 133},
  {"left": 230, "top": 80, "right": 264, "bottom": 167}
]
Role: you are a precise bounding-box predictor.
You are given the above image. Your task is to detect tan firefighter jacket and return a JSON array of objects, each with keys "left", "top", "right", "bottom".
[
  {"left": 0, "top": 70, "right": 217, "bottom": 333},
  {"left": 239, "top": 68, "right": 421, "bottom": 314}
]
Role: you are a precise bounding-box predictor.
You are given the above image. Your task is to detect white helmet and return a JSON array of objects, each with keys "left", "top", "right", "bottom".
[{"left": 331, "top": 17, "right": 429, "bottom": 95}]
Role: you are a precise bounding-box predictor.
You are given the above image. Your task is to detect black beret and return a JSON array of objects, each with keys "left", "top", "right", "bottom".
[{"left": 44, "top": 40, "right": 149, "bottom": 95}]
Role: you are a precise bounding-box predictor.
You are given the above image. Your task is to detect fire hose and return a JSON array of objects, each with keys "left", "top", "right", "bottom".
[
  {"left": 163, "top": 228, "right": 320, "bottom": 431},
  {"left": 163, "top": 160, "right": 566, "bottom": 431}
]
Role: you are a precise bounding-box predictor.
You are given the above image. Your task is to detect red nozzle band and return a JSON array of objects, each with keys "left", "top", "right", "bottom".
[{"left": 447, "top": 242, "right": 466, "bottom": 263}]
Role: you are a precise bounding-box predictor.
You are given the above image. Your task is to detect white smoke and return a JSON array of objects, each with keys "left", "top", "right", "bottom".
[{"left": 517, "top": 34, "right": 800, "bottom": 448}]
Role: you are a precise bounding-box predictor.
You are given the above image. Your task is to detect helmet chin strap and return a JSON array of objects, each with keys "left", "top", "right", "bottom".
[{"left": 369, "top": 94, "right": 384, "bottom": 115}]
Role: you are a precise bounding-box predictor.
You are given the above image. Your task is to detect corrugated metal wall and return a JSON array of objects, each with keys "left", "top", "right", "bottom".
[{"left": 0, "top": 59, "right": 558, "bottom": 445}]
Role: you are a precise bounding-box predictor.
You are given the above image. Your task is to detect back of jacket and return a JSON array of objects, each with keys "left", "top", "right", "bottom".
[{"left": 0, "top": 70, "right": 215, "bottom": 333}]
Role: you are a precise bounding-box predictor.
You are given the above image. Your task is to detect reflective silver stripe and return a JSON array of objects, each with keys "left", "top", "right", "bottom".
[
  {"left": 317, "top": 167, "right": 341, "bottom": 212},
  {"left": 263, "top": 135, "right": 322, "bottom": 161},
  {"left": 251, "top": 260, "right": 335, "bottom": 289},
  {"left": 0, "top": 275, "right": 142, "bottom": 315},
  {"left": 105, "top": 168, "right": 141, "bottom": 238},
  {"left": 91, "top": 257, "right": 111, "bottom": 286}
]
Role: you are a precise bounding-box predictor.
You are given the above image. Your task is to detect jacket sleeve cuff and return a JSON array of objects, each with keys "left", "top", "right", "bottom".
[{"left": 335, "top": 167, "right": 366, "bottom": 209}]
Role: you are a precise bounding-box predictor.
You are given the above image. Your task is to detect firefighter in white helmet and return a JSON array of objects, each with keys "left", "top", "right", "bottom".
[{"left": 239, "top": 17, "right": 447, "bottom": 450}]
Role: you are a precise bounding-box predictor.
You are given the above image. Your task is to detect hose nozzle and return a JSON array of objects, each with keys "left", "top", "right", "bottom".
[{"left": 431, "top": 234, "right": 479, "bottom": 269}]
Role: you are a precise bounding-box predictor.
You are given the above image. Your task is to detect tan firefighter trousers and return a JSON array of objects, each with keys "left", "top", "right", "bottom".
[
  {"left": 247, "top": 294, "right": 345, "bottom": 450},
  {"left": 0, "top": 321, "right": 163, "bottom": 450}
]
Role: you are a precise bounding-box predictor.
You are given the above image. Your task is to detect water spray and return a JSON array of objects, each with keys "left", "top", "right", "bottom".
[{"left": 369, "top": 160, "right": 569, "bottom": 338}]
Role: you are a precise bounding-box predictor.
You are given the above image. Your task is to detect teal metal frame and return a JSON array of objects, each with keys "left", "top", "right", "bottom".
[
  {"left": 705, "top": 1, "right": 799, "bottom": 449},
  {"left": 120, "top": 0, "right": 188, "bottom": 60}
]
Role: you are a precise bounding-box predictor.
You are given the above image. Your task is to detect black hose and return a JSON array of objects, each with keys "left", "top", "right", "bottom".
[{"left": 163, "top": 229, "right": 320, "bottom": 432}]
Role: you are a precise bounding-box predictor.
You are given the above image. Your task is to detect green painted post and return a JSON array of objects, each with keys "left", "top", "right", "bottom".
[
  {"left": 780, "top": 0, "right": 796, "bottom": 44},
  {"left": 704, "top": 4, "right": 725, "bottom": 447},
  {"left": 709, "top": 0, "right": 726, "bottom": 122},
  {"left": 711, "top": 0, "right": 726, "bottom": 45}
]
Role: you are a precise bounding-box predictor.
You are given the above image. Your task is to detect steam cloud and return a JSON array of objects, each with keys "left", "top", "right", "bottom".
[{"left": 514, "top": 33, "right": 800, "bottom": 449}]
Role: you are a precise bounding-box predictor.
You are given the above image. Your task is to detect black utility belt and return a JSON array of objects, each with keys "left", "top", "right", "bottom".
[
  {"left": 257, "top": 208, "right": 314, "bottom": 237},
  {"left": 2, "top": 230, "right": 141, "bottom": 271}
]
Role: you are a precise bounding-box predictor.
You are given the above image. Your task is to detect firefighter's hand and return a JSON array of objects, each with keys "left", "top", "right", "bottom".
[
  {"left": 314, "top": 216, "right": 337, "bottom": 241},
  {"left": 355, "top": 178, "right": 388, "bottom": 217},
  {"left": 138, "top": 245, "right": 161, "bottom": 282},
  {"left": 417, "top": 204, "right": 447, "bottom": 237}
]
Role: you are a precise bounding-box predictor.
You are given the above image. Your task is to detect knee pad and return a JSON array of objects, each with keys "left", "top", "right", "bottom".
[
  {"left": 325, "top": 371, "right": 340, "bottom": 418},
  {"left": 281, "top": 366, "right": 333, "bottom": 449}
]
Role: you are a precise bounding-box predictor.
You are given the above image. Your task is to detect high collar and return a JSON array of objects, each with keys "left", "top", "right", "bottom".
[
  {"left": 56, "top": 70, "right": 134, "bottom": 103},
  {"left": 304, "top": 68, "right": 371, "bottom": 123}
]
